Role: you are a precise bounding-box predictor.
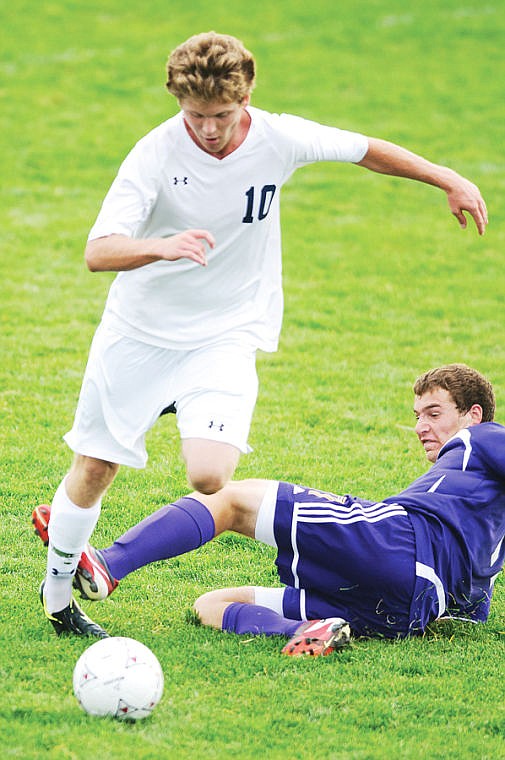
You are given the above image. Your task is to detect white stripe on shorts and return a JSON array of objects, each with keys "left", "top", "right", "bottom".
[
  {"left": 291, "top": 502, "right": 301, "bottom": 588},
  {"left": 290, "top": 499, "right": 407, "bottom": 593},
  {"left": 296, "top": 501, "right": 407, "bottom": 525},
  {"left": 416, "top": 562, "right": 446, "bottom": 618}
]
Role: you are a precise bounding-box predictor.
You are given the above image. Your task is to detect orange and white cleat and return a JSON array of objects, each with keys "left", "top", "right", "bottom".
[
  {"left": 32, "top": 505, "right": 50, "bottom": 546},
  {"left": 31, "top": 503, "right": 118, "bottom": 601},
  {"left": 281, "top": 618, "right": 351, "bottom": 656},
  {"left": 73, "top": 545, "right": 119, "bottom": 601}
]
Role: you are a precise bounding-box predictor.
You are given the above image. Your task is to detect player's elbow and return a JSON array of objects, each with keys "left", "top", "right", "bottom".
[
  {"left": 85, "top": 242, "right": 100, "bottom": 271},
  {"left": 84, "top": 238, "right": 108, "bottom": 272}
]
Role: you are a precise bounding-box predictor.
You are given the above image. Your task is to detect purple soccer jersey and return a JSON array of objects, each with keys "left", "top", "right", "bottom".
[
  {"left": 385, "top": 422, "right": 505, "bottom": 625},
  {"left": 273, "top": 423, "right": 505, "bottom": 637}
]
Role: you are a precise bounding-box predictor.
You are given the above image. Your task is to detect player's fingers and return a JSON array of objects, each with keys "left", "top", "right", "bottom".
[
  {"left": 473, "top": 212, "right": 487, "bottom": 236},
  {"left": 452, "top": 200, "right": 488, "bottom": 235},
  {"left": 478, "top": 198, "right": 489, "bottom": 232},
  {"left": 448, "top": 184, "right": 488, "bottom": 235},
  {"left": 159, "top": 240, "right": 206, "bottom": 266},
  {"left": 188, "top": 229, "right": 216, "bottom": 248},
  {"left": 453, "top": 209, "right": 468, "bottom": 230},
  {"left": 480, "top": 198, "right": 489, "bottom": 224},
  {"left": 176, "top": 247, "right": 207, "bottom": 266},
  {"left": 468, "top": 201, "right": 488, "bottom": 236},
  {"left": 182, "top": 241, "right": 208, "bottom": 266}
]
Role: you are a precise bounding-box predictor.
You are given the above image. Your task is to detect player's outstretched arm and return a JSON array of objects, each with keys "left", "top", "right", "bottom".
[
  {"left": 357, "top": 137, "right": 488, "bottom": 235},
  {"left": 85, "top": 230, "right": 216, "bottom": 272}
]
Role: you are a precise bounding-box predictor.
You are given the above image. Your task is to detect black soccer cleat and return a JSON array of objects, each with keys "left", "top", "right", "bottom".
[{"left": 39, "top": 582, "right": 109, "bottom": 639}]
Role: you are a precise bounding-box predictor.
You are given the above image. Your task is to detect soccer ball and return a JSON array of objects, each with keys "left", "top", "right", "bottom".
[{"left": 73, "top": 637, "right": 164, "bottom": 721}]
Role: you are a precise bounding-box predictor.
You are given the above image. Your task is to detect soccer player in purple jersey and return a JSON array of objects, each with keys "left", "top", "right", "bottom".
[{"left": 34, "top": 364, "right": 505, "bottom": 654}]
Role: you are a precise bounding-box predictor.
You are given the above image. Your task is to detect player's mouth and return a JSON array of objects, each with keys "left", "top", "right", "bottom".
[{"left": 420, "top": 438, "right": 439, "bottom": 451}]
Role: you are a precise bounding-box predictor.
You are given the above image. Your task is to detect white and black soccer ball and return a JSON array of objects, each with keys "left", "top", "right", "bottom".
[{"left": 73, "top": 637, "right": 164, "bottom": 721}]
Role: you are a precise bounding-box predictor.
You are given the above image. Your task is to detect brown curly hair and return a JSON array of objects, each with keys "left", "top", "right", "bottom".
[
  {"left": 166, "top": 32, "right": 256, "bottom": 104},
  {"left": 413, "top": 363, "right": 495, "bottom": 421}
]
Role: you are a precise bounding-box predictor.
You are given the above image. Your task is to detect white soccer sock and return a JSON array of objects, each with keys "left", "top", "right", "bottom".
[{"left": 43, "top": 478, "right": 102, "bottom": 614}]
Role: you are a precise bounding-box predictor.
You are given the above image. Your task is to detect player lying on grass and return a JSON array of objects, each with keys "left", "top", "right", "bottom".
[
  {"left": 34, "top": 364, "right": 505, "bottom": 655},
  {"left": 39, "top": 31, "right": 490, "bottom": 640}
]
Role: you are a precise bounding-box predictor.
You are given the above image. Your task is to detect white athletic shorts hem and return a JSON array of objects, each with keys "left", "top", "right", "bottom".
[
  {"left": 254, "top": 480, "right": 279, "bottom": 546},
  {"left": 64, "top": 324, "right": 258, "bottom": 468},
  {"left": 253, "top": 586, "right": 285, "bottom": 615}
]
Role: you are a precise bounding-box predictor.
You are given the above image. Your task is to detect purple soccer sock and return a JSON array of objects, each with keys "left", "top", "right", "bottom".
[
  {"left": 222, "top": 602, "right": 301, "bottom": 637},
  {"left": 101, "top": 497, "right": 215, "bottom": 580}
]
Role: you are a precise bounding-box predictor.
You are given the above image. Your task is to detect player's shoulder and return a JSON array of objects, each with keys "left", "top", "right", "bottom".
[
  {"left": 248, "top": 106, "right": 321, "bottom": 136},
  {"left": 470, "top": 421, "right": 505, "bottom": 439},
  {"left": 447, "top": 422, "right": 505, "bottom": 466},
  {"left": 133, "top": 112, "right": 184, "bottom": 149},
  {"left": 467, "top": 422, "right": 505, "bottom": 477},
  {"left": 437, "top": 422, "right": 505, "bottom": 465},
  {"left": 468, "top": 421, "right": 505, "bottom": 451},
  {"left": 119, "top": 113, "right": 184, "bottom": 172},
  {"left": 447, "top": 421, "right": 505, "bottom": 450}
]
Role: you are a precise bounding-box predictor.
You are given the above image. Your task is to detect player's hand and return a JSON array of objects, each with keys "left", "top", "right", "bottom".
[
  {"left": 446, "top": 178, "right": 488, "bottom": 235},
  {"left": 358, "top": 138, "right": 489, "bottom": 236},
  {"left": 157, "top": 229, "right": 215, "bottom": 266}
]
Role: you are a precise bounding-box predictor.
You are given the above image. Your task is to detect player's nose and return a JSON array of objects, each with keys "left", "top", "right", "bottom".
[
  {"left": 202, "top": 118, "right": 217, "bottom": 134},
  {"left": 415, "top": 417, "right": 429, "bottom": 435}
]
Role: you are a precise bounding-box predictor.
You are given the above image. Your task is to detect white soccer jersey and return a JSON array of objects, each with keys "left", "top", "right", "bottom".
[{"left": 88, "top": 106, "right": 368, "bottom": 350}]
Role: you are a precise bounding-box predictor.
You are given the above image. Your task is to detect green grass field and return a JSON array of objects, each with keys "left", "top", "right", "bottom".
[{"left": 1, "top": 0, "right": 505, "bottom": 757}]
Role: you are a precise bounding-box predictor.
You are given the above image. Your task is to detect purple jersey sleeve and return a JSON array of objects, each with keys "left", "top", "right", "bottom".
[{"left": 386, "top": 423, "right": 505, "bottom": 622}]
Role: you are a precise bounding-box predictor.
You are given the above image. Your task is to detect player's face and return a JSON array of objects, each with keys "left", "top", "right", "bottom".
[
  {"left": 179, "top": 96, "right": 250, "bottom": 159},
  {"left": 414, "top": 388, "right": 476, "bottom": 463}
]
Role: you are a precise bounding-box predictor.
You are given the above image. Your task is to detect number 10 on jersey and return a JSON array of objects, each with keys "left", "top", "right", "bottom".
[{"left": 242, "top": 185, "right": 277, "bottom": 223}]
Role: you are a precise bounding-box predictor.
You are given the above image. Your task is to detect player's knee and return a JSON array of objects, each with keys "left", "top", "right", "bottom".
[
  {"left": 187, "top": 468, "right": 230, "bottom": 495},
  {"left": 193, "top": 590, "right": 223, "bottom": 628},
  {"left": 183, "top": 440, "right": 240, "bottom": 494},
  {"left": 72, "top": 455, "right": 119, "bottom": 488}
]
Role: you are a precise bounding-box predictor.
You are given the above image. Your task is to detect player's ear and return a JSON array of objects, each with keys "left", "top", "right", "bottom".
[{"left": 467, "top": 404, "right": 483, "bottom": 425}]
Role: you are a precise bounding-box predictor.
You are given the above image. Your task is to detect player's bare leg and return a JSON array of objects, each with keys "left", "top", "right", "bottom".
[
  {"left": 36, "top": 479, "right": 271, "bottom": 609},
  {"left": 194, "top": 586, "right": 256, "bottom": 629},
  {"left": 191, "top": 478, "right": 271, "bottom": 537},
  {"left": 194, "top": 582, "right": 351, "bottom": 657},
  {"left": 182, "top": 438, "right": 240, "bottom": 494},
  {"left": 66, "top": 454, "right": 120, "bottom": 507}
]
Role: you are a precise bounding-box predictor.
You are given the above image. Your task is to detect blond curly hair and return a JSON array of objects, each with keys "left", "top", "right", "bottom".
[{"left": 166, "top": 32, "right": 256, "bottom": 104}]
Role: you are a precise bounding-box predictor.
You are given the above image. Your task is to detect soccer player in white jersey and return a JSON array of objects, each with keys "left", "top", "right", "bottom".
[
  {"left": 36, "top": 32, "right": 488, "bottom": 637},
  {"left": 35, "top": 364, "right": 505, "bottom": 653}
]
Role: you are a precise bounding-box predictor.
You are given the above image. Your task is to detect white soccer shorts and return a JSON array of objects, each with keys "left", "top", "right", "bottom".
[{"left": 64, "top": 325, "right": 258, "bottom": 468}]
